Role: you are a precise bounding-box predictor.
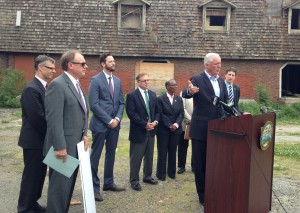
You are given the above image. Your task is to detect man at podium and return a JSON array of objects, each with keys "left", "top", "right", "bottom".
[{"left": 182, "top": 53, "right": 228, "bottom": 205}]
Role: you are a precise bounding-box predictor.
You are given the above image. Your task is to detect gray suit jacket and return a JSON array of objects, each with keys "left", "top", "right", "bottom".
[
  {"left": 88, "top": 71, "right": 124, "bottom": 133},
  {"left": 44, "top": 72, "right": 87, "bottom": 157}
]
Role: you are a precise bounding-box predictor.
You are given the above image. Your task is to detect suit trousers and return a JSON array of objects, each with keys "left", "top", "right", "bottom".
[
  {"left": 17, "top": 149, "right": 47, "bottom": 213},
  {"left": 130, "top": 133, "right": 155, "bottom": 183},
  {"left": 90, "top": 128, "right": 119, "bottom": 192},
  {"left": 47, "top": 167, "right": 78, "bottom": 213},
  {"left": 177, "top": 131, "right": 193, "bottom": 169},
  {"left": 192, "top": 139, "right": 207, "bottom": 202},
  {"left": 156, "top": 132, "right": 179, "bottom": 179}
]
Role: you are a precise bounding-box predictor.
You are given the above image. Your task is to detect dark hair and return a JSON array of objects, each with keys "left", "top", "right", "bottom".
[
  {"left": 34, "top": 55, "right": 55, "bottom": 72},
  {"left": 60, "top": 50, "right": 81, "bottom": 71},
  {"left": 136, "top": 73, "right": 148, "bottom": 81},
  {"left": 225, "top": 67, "right": 237, "bottom": 75},
  {"left": 99, "top": 52, "right": 112, "bottom": 66},
  {"left": 165, "top": 79, "right": 175, "bottom": 87}
]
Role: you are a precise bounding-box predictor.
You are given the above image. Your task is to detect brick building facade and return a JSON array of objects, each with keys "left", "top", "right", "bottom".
[{"left": 0, "top": 0, "right": 300, "bottom": 102}]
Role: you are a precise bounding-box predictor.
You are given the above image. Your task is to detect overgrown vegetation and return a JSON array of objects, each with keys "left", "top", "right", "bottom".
[
  {"left": 239, "top": 84, "right": 300, "bottom": 125},
  {"left": 0, "top": 68, "right": 25, "bottom": 108}
]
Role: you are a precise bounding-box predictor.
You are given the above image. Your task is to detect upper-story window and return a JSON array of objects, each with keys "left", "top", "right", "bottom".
[
  {"left": 285, "top": 0, "right": 300, "bottom": 34},
  {"left": 198, "top": 0, "right": 236, "bottom": 33},
  {"left": 113, "top": 0, "right": 150, "bottom": 31}
]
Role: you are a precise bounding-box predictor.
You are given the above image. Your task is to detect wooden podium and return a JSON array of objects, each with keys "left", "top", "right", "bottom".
[{"left": 205, "top": 113, "right": 276, "bottom": 213}]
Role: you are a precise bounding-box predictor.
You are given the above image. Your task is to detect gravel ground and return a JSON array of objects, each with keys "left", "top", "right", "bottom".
[{"left": 0, "top": 109, "right": 299, "bottom": 213}]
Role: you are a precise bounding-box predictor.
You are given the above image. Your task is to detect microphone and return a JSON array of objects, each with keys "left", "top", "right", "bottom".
[{"left": 212, "top": 96, "right": 241, "bottom": 117}]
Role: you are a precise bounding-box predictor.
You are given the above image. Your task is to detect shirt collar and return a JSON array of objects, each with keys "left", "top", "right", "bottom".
[
  {"left": 64, "top": 71, "right": 79, "bottom": 87},
  {"left": 103, "top": 71, "right": 113, "bottom": 79},
  {"left": 35, "top": 75, "right": 47, "bottom": 88},
  {"left": 204, "top": 70, "right": 219, "bottom": 80}
]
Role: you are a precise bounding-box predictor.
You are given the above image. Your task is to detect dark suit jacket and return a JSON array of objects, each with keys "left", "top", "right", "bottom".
[
  {"left": 126, "top": 89, "right": 160, "bottom": 143},
  {"left": 233, "top": 84, "right": 240, "bottom": 107},
  {"left": 182, "top": 72, "right": 228, "bottom": 141},
  {"left": 44, "top": 72, "right": 88, "bottom": 157},
  {"left": 88, "top": 71, "right": 124, "bottom": 133},
  {"left": 157, "top": 93, "right": 184, "bottom": 135},
  {"left": 18, "top": 77, "right": 47, "bottom": 149}
]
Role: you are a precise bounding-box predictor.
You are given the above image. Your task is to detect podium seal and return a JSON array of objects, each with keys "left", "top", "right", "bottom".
[{"left": 260, "top": 121, "right": 273, "bottom": 150}]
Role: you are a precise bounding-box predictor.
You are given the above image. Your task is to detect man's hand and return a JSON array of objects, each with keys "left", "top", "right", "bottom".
[
  {"left": 145, "top": 122, "right": 156, "bottom": 131},
  {"left": 83, "top": 136, "right": 89, "bottom": 151},
  {"left": 169, "top": 124, "right": 177, "bottom": 131},
  {"left": 108, "top": 118, "right": 119, "bottom": 129},
  {"left": 55, "top": 148, "right": 67, "bottom": 162},
  {"left": 187, "top": 80, "right": 199, "bottom": 95}
]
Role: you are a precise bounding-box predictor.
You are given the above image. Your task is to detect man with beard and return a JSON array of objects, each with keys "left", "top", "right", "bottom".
[{"left": 89, "top": 53, "right": 125, "bottom": 202}]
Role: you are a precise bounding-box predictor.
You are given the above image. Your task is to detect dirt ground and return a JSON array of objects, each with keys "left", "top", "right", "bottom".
[{"left": 0, "top": 108, "right": 299, "bottom": 213}]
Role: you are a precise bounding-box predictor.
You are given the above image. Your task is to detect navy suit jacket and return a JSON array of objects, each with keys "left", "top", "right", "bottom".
[
  {"left": 19, "top": 77, "right": 47, "bottom": 149},
  {"left": 233, "top": 84, "right": 240, "bottom": 107},
  {"left": 88, "top": 71, "right": 124, "bottom": 133},
  {"left": 182, "top": 72, "right": 228, "bottom": 141},
  {"left": 126, "top": 88, "right": 160, "bottom": 143},
  {"left": 157, "top": 93, "right": 184, "bottom": 135}
]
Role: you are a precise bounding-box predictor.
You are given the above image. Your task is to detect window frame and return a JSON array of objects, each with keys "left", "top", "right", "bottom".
[
  {"left": 115, "top": 0, "right": 149, "bottom": 31},
  {"left": 200, "top": 1, "right": 234, "bottom": 33},
  {"left": 288, "top": 4, "right": 300, "bottom": 34}
]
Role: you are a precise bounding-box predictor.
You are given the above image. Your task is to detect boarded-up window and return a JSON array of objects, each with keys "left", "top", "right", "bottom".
[{"left": 135, "top": 61, "right": 174, "bottom": 95}]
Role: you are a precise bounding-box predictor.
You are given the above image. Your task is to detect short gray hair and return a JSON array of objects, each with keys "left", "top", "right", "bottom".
[
  {"left": 204, "top": 53, "right": 220, "bottom": 66},
  {"left": 34, "top": 55, "right": 55, "bottom": 72}
]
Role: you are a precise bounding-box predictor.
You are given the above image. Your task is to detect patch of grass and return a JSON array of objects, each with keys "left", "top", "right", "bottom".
[
  {"left": 1, "top": 120, "right": 9, "bottom": 124},
  {"left": 273, "top": 156, "right": 300, "bottom": 178},
  {"left": 275, "top": 143, "right": 300, "bottom": 160}
]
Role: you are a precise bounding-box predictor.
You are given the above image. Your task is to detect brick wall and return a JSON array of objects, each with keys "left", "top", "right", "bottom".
[
  {"left": 4, "top": 53, "right": 284, "bottom": 101},
  {"left": 0, "top": 53, "right": 8, "bottom": 69}
]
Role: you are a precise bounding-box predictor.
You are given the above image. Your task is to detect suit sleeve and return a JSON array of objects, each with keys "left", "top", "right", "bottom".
[
  {"left": 88, "top": 77, "right": 113, "bottom": 125},
  {"left": 115, "top": 79, "right": 125, "bottom": 121},
  {"left": 45, "top": 81, "right": 67, "bottom": 151},
  {"left": 158, "top": 97, "right": 173, "bottom": 128},
  {"left": 126, "top": 93, "right": 147, "bottom": 128},
  {"left": 175, "top": 97, "right": 184, "bottom": 126},
  {"left": 21, "top": 86, "right": 47, "bottom": 136}
]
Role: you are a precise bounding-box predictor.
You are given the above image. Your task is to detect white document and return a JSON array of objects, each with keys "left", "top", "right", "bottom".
[{"left": 77, "top": 141, "right": 96, "bottom": 213}]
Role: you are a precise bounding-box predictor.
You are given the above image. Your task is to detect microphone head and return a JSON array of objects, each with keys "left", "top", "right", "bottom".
[{"left": 212, "top": 96, "right": 219, "bottom": 106}]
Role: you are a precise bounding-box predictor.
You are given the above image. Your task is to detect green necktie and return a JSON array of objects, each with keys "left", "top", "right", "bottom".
[{"left": 145, "top": 90, "right": 151, "bottom": 122}]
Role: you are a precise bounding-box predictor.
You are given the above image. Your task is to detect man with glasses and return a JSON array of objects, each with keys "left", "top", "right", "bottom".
[
  {"left": 126, "top": 73, "right": 160, "bottom": 191},
  {"left": 44, "top": 50, "right": 89, "bottom": 212},
  {"left": 88, "top": 53, "right": 125, "bottom": 202},
  {"left": 17, "top": 55, "right": 55, "bottom": 213}
]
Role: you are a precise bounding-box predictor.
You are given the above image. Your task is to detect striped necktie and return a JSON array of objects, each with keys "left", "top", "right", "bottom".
[{"left": 228, "top": 85, "right": 234, "bottom": 103}]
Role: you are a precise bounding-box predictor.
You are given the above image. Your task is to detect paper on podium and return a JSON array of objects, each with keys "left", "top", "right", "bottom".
[
  {"left": 77, "top": 141, "right": 96, "bottom": 213},
  {"left": 43, "top": 146, "right": 80, "bottom": 178}
]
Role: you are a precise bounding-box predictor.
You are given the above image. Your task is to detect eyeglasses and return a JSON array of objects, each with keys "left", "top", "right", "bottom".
[
  {"left": 71, "top": 61, "right": 87, "bottom": 67},
  {"left": 139, "top": 79, "right": 150, "bottom": 83},
  {"left": 42, "top": 65, "right": 56, "bottom": 71},
  {"left": 169, "top": 84, "right": 178, "bottom": 87}
]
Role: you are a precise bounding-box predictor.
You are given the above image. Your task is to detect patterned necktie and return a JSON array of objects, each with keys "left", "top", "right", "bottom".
[
  {"left": 76, "top": 82, "right": 88, "bottom": 131},
  {"left": 228, "top": 85, "right": 234, "bottom": 103},
  {"left": 144, "top": 90, "right": 151, "bottom": 122},
  {"left": 108, "top": 77, "right": 114, "bottom": 98}
]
